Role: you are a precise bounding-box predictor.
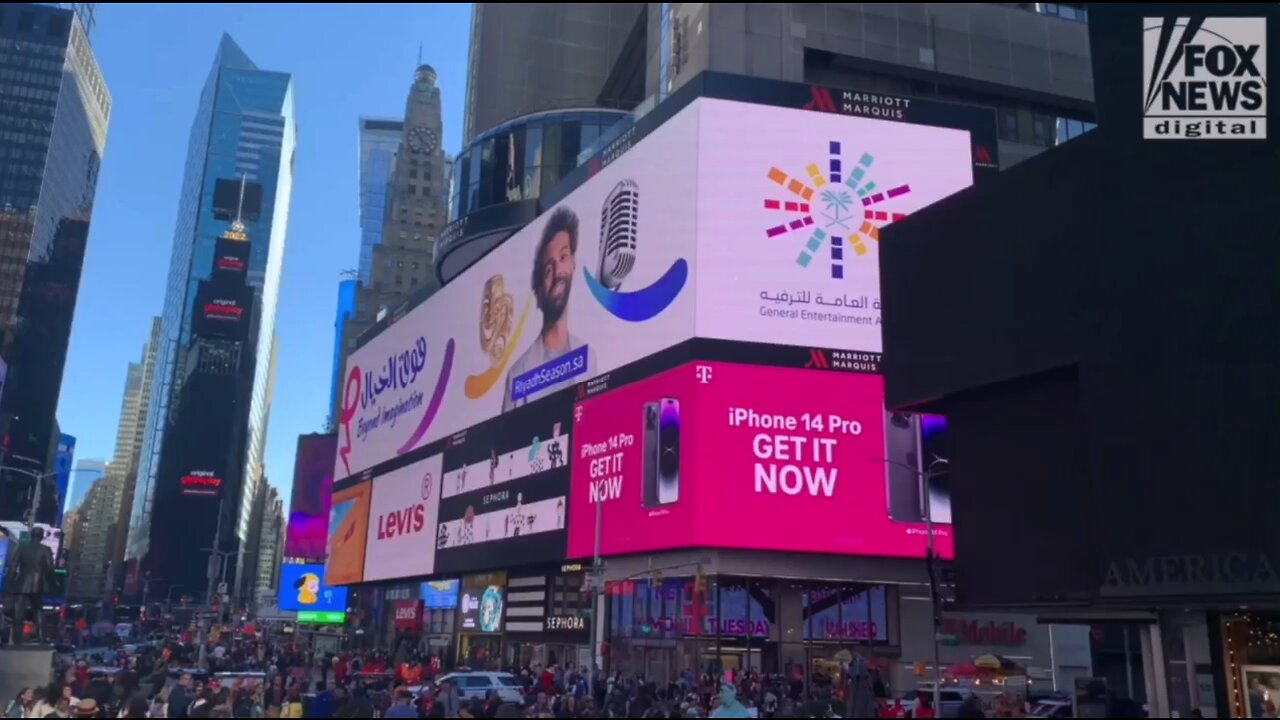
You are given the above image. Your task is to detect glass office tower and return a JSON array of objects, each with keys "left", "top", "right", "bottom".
[
  {"left": 356, "top": 118, "right": 402, "bottom": 284},
  {"left": 125, "top": 35, "right": 295, "bottom": 602},
  {"left": 0, "top": 4, "right": 110, "bottom": 525}
]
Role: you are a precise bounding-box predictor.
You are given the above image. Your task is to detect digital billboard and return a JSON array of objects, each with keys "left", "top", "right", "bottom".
[
  {"left": 285, "top": 433, "right": 337, "bottom": 561},
  {"left": 325, "top": 482, "right": 372, "bottom": 586},
  {"left": 460, "top": 571, "right": 507, "bottom": 633},
  {"left": 568, "top": 362, "right": 953, "bottom": 560},
  {"left": 179, "top": 470, "right": 222, "bottom": 498},
  {"left": 212, "top": 237, "right": 249, "bottom": 279},
  {"left": 335, "top": 108, "right": 700, "bottom": 481},
  {"left": 192, "top": 284, "right": 254, "bottom": 340},
  {"left": 423, "top": 579, "right": 460, "bottom": 609},
  {"left": 435, "top": 394, "right": 572, "bottom": 575},
  {"left": 363, "top": 453, "right": 442, "bottom": 582},
  {"left": 694, "top": 98, "right": 974, "bottom": 354},
  {"left": 279, "top": 563, "right": 348, "bottom": 624}
]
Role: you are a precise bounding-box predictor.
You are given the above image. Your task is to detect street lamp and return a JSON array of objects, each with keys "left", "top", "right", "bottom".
[
  {"left": 878, "top": 455, "right": 949, "bottom": 715},
  {"left": 0, "top": 464, "right": 62, "bottom": 528}
]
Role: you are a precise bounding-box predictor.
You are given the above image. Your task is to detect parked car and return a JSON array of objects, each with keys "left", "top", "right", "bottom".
[
  {"left": 437, "top": 671, "right": 525, "bottom": 704},
  {"left": 1030, "top": 699, "right": 1073, "bottom": 717},
  {"left": 902, "top": 688, "right": 968, "bottom": 718}
]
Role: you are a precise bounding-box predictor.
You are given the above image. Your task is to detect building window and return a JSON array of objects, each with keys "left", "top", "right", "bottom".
[
  {"left": 999, "top": 108, "right": 1020, "bottom": 142},
  {"left": 397, "top": 260, "right": 405, "bottom": 268},
  {"left": 395, "top": 276, "right": 403, "bottom": 285},
  {"left": 411, "top": 261, "right": 419, "bottom": 270},
  {"left": 410, "top": 277, "right": 419, "bottom": 286},
  {"left": 384, "top": 257, "right": 393, "bottom": 267},
  {"left": 409, "top": 168, "right": 418, "bottom": 180},
  {"left": 1032, "top": 113, "right": 1054, "bottom": 147}
]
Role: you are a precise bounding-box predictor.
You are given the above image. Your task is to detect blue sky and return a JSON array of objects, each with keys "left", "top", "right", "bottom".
[{"left": 55, "top": 3, "right": 472, "bottom": 509}]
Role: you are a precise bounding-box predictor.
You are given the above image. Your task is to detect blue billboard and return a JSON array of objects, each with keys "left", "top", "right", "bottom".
[
  {"left": 422, "top": 579, "right": 460, "bottom": 609},
  {"left": 54, "top": 434, "right": 75, "bottom": 527},
  {"left": 279, "top": 563, "right": 348, "bottom": 622}
]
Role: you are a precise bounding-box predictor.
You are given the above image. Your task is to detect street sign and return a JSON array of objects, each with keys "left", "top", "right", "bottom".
[{"left": 216, "top": 582, "right": 228, "bottom": 595}]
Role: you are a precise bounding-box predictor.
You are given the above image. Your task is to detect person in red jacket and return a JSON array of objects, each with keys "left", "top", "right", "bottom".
[{"left": 881, "top": 698, "right": 909, "bottom": 718}]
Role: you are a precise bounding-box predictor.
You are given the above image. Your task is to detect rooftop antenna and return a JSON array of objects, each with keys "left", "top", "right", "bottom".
[
  {"left": 417, "top": 42, "right": 423, "bottom": 67},
  {"left": 224, "top": 173, "right": 248, "bottom": 241}
]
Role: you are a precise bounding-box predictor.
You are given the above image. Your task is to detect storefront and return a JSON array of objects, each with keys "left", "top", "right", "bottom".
[
  {"left": 604, "top": 575, "right": 896, "bottom": 680},
  {"left": 421, "top": 579, "right": 460, "bottom": 670},
  {"left": 503, "top": 567, "right": 592, "bottom": 671},
  {"left": 457, "top": 571, "right": 507, "bottom": 669}
]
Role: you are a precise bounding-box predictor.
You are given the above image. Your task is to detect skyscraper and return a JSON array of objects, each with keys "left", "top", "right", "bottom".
[
  {"left": 333, "top": 67, "right": 447, "bottom": 424},
  {"left": 356, "top": 118, "right": 403, "bottom": 285},
  {"left": 0, "top": 3, "right": 110, "bottom": 525},
  {"left": 64, "top": 458, "right": 104, "bottom": 516},
  {"left": 126, "top": 35, "right": 295, "bottom": 603},
  {"left": 42, "top": 3, "right": 96, "bottom": 39},
  {"left": 462, "top": 4, "right": 644, "bottom": 142},
  {"left": 251, "top": 484, "right": 283, "bottom": 604}
]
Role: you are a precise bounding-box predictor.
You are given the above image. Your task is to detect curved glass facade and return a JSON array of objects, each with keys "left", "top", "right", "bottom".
[{"left": 448, "top": 109, "right": 629, "bottom": 223}]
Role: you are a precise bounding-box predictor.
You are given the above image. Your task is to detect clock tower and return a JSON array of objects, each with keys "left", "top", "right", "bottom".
[{"left": 370, "top": 64, "right": 447, "bottom": 308}]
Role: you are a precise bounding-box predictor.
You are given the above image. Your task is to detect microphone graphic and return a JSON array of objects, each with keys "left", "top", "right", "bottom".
[{"left": 598, "top": 179, "right": 639, "bottom": 290}]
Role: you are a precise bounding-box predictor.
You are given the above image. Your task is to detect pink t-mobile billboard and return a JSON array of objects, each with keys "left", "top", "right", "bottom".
[{"left": 568, "top": 361, "right": 953, "bottom": 560}]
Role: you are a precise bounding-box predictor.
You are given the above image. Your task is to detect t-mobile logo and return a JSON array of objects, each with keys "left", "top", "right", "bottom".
[
  {"left": 575, "top": 406, "right": 584, "bottom": 422},
  {"left": 695, "top": 365, "right": 713, "bottom": 384}
]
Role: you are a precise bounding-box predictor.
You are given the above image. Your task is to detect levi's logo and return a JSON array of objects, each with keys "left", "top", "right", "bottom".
[{"left": 377, "top": 504, "right": 427, "bottom": 539}]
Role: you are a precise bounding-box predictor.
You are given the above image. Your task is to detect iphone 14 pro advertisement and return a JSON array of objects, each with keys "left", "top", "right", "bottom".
[
  {"left": 435, "top": 393, "right": 574, "bottom": 574},
  {"left": 568, "top": 361, "right": 953, "bottom": 560}
]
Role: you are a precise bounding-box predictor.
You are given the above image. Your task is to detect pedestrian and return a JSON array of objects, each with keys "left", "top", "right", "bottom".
[
  {"left": 383, "top": 690, "right": 417, "bottom": 718},
  {"left": 957, "top": 693, "right": 986, "bottom": 718},
  {"left": 122, "top": 696, "right": 150, "bottom": 718},
  {"left": 169, "top": 673, "right": 193, "bottom": 719},
  {"left": 72, "top": 699, "right": 97, "bottom": 719}
]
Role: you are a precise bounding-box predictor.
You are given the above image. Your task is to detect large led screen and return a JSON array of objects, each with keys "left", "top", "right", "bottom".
[
  {"left": 460, "top": 571, "right": 507, "bottom": 633},
  {"left": 285, "top": 434, "right": 337, "bottom": 561},
  {"left": 694, "top": 98, "right": 974, "bottom": 354},
  {"left": 279, "top": 563, "right": 349, "bottom": 617},
  {"left": 363, "top": 453, "right": 443, "bottom": 582},
  {"left": 569, "top": 362, "right": 953, "bottom": 560},
  {"left": 325, "top": 482, "right": 372, "bottom": 586},
  {"left": 435, "top": 394, "right": 572, "bottom": 575},
  {"left": 335, "top": 109, "right": 700, "bottom": 481}
]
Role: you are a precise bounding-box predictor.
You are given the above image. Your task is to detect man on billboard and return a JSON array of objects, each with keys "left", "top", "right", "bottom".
[{"left": 503, "top": 207, "right": 597, "bottom": 411}]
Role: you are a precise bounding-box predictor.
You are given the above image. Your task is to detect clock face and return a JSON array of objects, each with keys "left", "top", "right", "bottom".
[{"left": 408, "top": 126, "right": 438, "bottom": 154}]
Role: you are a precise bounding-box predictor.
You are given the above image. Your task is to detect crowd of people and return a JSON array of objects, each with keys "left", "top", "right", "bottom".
[{"left": 1, "top": 626, "right": 1070, "bottom": 718}]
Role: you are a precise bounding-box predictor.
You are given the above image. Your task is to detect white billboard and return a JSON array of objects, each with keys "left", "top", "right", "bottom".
[
  {"left": 336, "top": 109, "right": 700, "bottom": 480},
  {"left": 694, "top": 99, "right": 974, "bottom": 353},
  {"left": 362, "top": 453, "right": 443, "bottom": 583},
  {"left": 337, "top": 96, "right": 978, "bottom": 484}
]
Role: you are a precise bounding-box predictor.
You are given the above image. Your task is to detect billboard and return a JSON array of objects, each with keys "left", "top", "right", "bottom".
[
  {"left": 285, "top": 434, "right": 337, "bottom": 561},
  {"left": 54, "top": 434, "right": 74, "bottom": 526},
  {"left": 279, "top": 563, "right": 348, "bottom": 624},
  {"left": 423, "top": 579, "right": 460, "bottom": 609},
  {"left": 363, "top": 453, "right": 442, "bottom": 582},
  {"left": 179, "top": 470, "right": 222, "bottom": 498},
  {"left": 435, "top": 394, "right": 572, "bottom": 574},
  {"left": 694, "top": 98, "right": 974, "bottom": 354},
  {"left": 192, "top": 284, "right": 253, "bottom": 340},
  {"left": 335, "top": 107, "right": 699, "bottom": 481},
  {"left": 325, "top": 482, "right": 372, "bottom": 586},
  {"left": 337, "top": 92, "right": 981, "bottom": 486},
  {"left": 568, "top": 362, "right": 953, "bottom": 560},
  {"left": 460, "top": 571, "right": 507, "bottom": 633},
  {"left": 212, "top": 236, "right": 249, "bottom": 279}
]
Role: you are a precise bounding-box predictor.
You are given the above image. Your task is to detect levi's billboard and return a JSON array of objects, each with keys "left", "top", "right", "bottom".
[
  {"left": 335, "top": 90, "right": 981, "bottom": 484},
  {"left": 568, "top": 361, "right": 953, "bottom": 560},
  {"left": 363, "top": 453, "right": 443, "bottom": 582}
]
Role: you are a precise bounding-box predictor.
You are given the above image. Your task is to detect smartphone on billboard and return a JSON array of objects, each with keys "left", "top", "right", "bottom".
[
  {"left": 921, "top": 415, "right": 953, "bottom": 524},
  {"left": 658, "top": 398, "right": 681, "bottom": 505},
  {"left": 885, "top": 409, "right": 925, "bottom": 523},
  {"left": 643, "top": 402, "right": 661, "bottom": 508}
]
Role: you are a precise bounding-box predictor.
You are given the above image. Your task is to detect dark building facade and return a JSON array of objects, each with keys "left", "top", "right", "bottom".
[
  {"left": 879, "top": 5, "right": 1280, "bottom": 717},
  {"left": 0, "top": 3, "right": 109, "bottom": 525}
]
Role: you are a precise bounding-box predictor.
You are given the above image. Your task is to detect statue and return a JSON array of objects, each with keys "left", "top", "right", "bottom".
[
  {"left": 8, "top": 526, "right": 53, "bottom": 645},
  {"left": 712, "top": 681, "right": 750, "bottom": 718}
]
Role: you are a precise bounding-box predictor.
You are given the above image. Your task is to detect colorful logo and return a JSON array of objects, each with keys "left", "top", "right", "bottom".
[
  {"left": 764, "top": 141, "right": 914, "bottom": 279},
  {"left": 465, "top": 275, "right": 531, "bottom": 399},
  {"left": 338, "top": 338, "right": 456, "bottom": 477},
  {"left": 479, "top": 585, "right": 505, "bottom": 633}
]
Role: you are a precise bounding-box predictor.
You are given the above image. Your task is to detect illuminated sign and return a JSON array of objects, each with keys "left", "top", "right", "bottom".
[
  {"left": 180, "top": 470, "right": 222, "bottom": 497},
  {"left": 297, "top": 611, "right": 346, "bottom": 624},
  {"left": 203, "top": 299, "right": 245, "bottom": 322},
  {"left": 544, "top": 615, "right": 586, "bottom": 632},
  {"left": 215, "top": 256, "right": 246, "bottom": 272}
]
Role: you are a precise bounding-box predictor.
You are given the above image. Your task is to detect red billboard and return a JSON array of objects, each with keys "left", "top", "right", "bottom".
[
  {"left": 568, "top": 362, "right": 953, "bottom": 560},
  {"left": 393, "top": 599, "right": 424, "bottom": 635}
]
